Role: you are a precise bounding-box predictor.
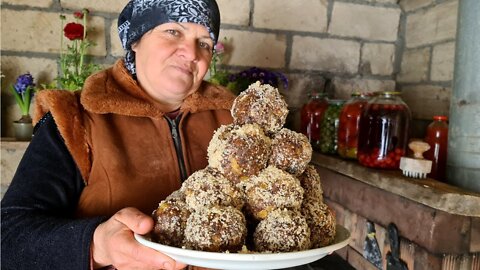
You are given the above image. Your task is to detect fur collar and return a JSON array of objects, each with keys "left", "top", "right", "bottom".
[
  {"left": 33, "top": 60, "right": 235, "bottom": 183},
  {"left": 80, "top": 60, "right": 235, "bottom": 118}
]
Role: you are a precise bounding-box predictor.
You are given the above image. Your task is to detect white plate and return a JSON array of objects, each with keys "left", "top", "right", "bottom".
[{"left": 135, "top": 225, "right": 350, "bottom": 270}]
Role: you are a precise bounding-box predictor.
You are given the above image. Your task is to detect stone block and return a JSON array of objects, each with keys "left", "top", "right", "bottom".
[
  {"left": 291, "top": 36, "right": 360, "bottom": 74},
  {"left": 280, "top": 73, "right": 326, "bottom": 108},
  {"left": 401, "top": 84, "right": 451, "bottom": 119},
  {"left": 217, "top": 0, "right": 250, "bottom": 26},
  {"left": 110, "top": 19, "right": 125, "bottom": 58},
  {"left": 332, "top": 77, "right": 396, "bottom": 99},
  {"left": 361, "top": 43, "right": 396, "bottom": 76},
  {"left": 218, "top": 30, "right": 286, "bottom": 69},
  {"left": 397, "top": 48, "right": 430, "bottom": 83},
  {"left": 1, "top": 56, "right": 58, "bottom": 88},
  {"left": 405, "top": 1, "right": 458, "bottom": 48},
  {"left": 2, "top": 10, "right": 60, "bottom": 53},
  {"left": 399, "top": 0, "right": 434, "bottom": 12},
  {"left": 253, "top": 0, "right": 327, "bottom": 33},
  {"left": 60, "top": 0, "right": 129, "bottom": 14},
  {"left": 431, "top": 42, "right": 455, "bottom": 82},
  {"left": 2, "top": 0, "right": 52, "bottom": 7},
  {"left": 329, "top": 2, "right": 401, "bottom": 42},
  {"left": 1, "top": 10, "right": 106, "bottom": 56}
]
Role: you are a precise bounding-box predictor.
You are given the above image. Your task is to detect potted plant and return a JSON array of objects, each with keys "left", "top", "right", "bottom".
[
  {"left": 10, "top": 73, "right": 36, "bottom": 141},
  {"left": 42, "top": 9, "right": 100, "bottom": 91}
]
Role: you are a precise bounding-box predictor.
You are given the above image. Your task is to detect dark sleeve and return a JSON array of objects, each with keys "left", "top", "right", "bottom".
[{"left": 1, "top": 113, "right": 106, "bottom": 270}]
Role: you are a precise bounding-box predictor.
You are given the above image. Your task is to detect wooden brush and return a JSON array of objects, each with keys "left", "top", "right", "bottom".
[{"left": 399, "top": 141, "right": 432, "bottom": 179}]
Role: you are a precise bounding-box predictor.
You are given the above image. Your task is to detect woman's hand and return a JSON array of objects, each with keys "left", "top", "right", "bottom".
[{"left": 92, "top": 207, "right": 186, "bottom": 270}]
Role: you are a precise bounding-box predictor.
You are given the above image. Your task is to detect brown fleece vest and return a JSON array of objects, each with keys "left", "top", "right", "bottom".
[{"left": 34, "top": 60, "right": 235, "bottom": 217}]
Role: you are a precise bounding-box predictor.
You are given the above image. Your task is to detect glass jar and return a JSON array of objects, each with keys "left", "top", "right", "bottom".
[
  {"left": 337, "top": 93, "right": 370, "bottom": 159},
  {"left": 357, "top": 92, "right": 411, "bottom": 169},
  {"left": 424, "top": 115, "right": 448, "bottom": 182},
  {"left": 300, "top": 92, "right": 329, "bottom": 150},
  {"left": 319, "top": 99, "right": 345, "bottom": 154}
]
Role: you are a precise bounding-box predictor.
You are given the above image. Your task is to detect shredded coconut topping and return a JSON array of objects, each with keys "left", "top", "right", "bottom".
[
  {"left": 301, "top": 198, "right": 336, "bottom": 248},
  {"left": 269, "top": 128, "right": 312, "bottom": 176},
  {"left": 231, "top": 81, "right": 289, "bottom": 135},
  {"left": 298, "top": 165, "right": 324, "bottom": 201},
  {"left": 151, "top": 82, "right": 338, "bottom": 254},
  {"left": 207, "top": 123, "right": 271, "bottom": 185},
  {"left": 184, "top": 206, "right": 247, "bottom": 252},
  {"left": 245, "top": 166, "right": 304, "bottom": 220},
  {"left": 254, "top": 208, "right": 310, "bottom": 252},
  {"left": 181, "top": 167, "right": 245, "bottom": 210}
]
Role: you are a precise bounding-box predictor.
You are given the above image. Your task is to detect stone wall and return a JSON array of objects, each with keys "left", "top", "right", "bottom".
[
  {"left": 398, "top": 0, "right": 457, "bottom": 120},
  {"left": 1, "top": 0, "right": 457, "bottom": 137}
]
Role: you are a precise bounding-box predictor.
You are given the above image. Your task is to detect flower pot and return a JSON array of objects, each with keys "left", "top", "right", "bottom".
[{"left": 13, "top": 115, "right": 33, "bottom": 141}]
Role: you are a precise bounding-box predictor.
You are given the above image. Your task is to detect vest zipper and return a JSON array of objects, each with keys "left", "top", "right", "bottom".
[{"left": 165, "top": 115, "right": 188, "bottom": 182}]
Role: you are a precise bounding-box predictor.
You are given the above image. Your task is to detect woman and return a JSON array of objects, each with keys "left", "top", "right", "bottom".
[{"left": 1, "top": 0, "right": 234, "bottom": 269}]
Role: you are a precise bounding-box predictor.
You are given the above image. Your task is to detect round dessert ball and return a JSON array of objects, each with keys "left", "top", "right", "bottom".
[
  {"left": 254, "top": 208, "right": 311, "bottom": 252},
  {"left": 298, "top": 165, "right": 324, "bottom": 201},
  {"left": 184, "top": 206, "right": 247, "bottom": 252},
  {"left": 151, "top": 194, "right": 190, "bottom": 247},
  {"left": 181, "top": 167, "right": 245, "bottom": 210},
  {"left": 208, "top": 123, "right": 271, "bottom": 186},
  {"left": 245, "top": 166, "right": 304, "bottom": 220},
  {"left": 301, "top": 198, "right": 336, "bottom": 248},
  {"left": 231, "top": 81, "right": 289, "bottom": 135},
  {"left": 268, "top": 128, "right": 312, "bottom": 176}
]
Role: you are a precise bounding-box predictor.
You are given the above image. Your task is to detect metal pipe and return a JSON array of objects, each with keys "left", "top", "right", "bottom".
[{"left": 447, "top": 0, "right": 480, "bottom": 192}]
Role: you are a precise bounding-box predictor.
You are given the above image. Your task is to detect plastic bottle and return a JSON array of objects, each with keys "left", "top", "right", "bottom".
[{"left": 424, "top": 116, "right": 449, "bottom": 181}]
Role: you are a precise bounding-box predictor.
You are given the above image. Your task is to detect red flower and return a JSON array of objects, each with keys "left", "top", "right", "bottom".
[
  {"left": 64, "top": 22, "right": 84, "bottom": 40},
  {"left": 73, "top": 11, "right": 84, "bottom": 19}
]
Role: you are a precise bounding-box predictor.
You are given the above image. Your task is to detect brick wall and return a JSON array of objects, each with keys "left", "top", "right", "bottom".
[{"left": 1, "top": 0, "right": 457, "bottom": 137}]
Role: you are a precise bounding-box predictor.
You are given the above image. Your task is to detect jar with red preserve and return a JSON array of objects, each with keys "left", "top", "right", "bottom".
[
  {"left": 357, "top": 91, "right": 411, "bottom": 169},
  {"left": 300, "top": 92, "right": 329, "bottom": 150},
  {"left": 337, "top": 93, "right": 369, "bottom": 159},
  {"left": 424, "top": 115, "right": 448, "bottom": 182}
]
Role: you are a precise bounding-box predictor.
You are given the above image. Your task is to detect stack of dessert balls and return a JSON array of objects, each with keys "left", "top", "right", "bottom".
[{"left": 151, "top": 81, "right": 336, "bottom": 253}]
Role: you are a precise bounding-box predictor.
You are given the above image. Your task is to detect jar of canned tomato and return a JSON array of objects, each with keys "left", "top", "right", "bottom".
[
  {"left": 337, "top": 93, "right": 369, "bottom": 159},
  {"left": 357, "top": 92, "right": 411, "bottom": 169},
  {"left": 319, "top": 99, "right": 345, "bottom": 154},
  {"left": 300, "top": 92, "right": 329, "bottom": 150}
]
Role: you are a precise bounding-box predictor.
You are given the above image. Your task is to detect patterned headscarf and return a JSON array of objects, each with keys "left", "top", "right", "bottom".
[{"left": 118, "top": 0, "right": 220, "bottom": 76}]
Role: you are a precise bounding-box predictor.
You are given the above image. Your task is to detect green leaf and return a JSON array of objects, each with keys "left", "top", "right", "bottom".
[{"left": 10, "top": 85, "right": 27, "bottom": 114}]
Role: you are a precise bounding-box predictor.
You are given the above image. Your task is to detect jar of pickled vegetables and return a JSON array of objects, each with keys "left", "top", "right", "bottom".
[
  {"left": 357, "top": 92, "right": 411, "bottom": 169},
  {"left": 319, "top": 99, "right": 345, "bottom": 154},
  {"left": 300, "top": 92, "right": 329, "bottom": 150},
  {"left": 337, "top": 93, "right": 369, "bottom": 159}
]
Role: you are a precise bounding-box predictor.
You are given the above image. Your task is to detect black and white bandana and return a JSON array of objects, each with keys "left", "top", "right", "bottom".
[{"left": 118, "top": 0, "right": 220, "bottom": 76}]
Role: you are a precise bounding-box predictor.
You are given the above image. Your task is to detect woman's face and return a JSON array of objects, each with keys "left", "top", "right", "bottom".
[{"left": 132, "top": 22, "right": 214, "bottom": 109}]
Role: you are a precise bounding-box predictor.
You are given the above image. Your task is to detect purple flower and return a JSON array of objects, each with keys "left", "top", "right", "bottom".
[
  {"left": 229, "top": 67, "right": 289, "bottom": 89},
  {"left": 14, "top": 73, "right": 35, "bottom": 95}
]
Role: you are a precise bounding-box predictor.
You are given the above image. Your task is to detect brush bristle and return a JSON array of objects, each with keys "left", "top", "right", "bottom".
[{"left": 402, "top": 170, "right": 427, "bottom": 179}]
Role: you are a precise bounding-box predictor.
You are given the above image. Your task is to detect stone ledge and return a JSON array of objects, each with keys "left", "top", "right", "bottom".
[
  {"left": 311, "top": 153, "right": 480, "bottom": 254},
  {"left": 311, "top": 152, "right": 480, "bottom": 217}
]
